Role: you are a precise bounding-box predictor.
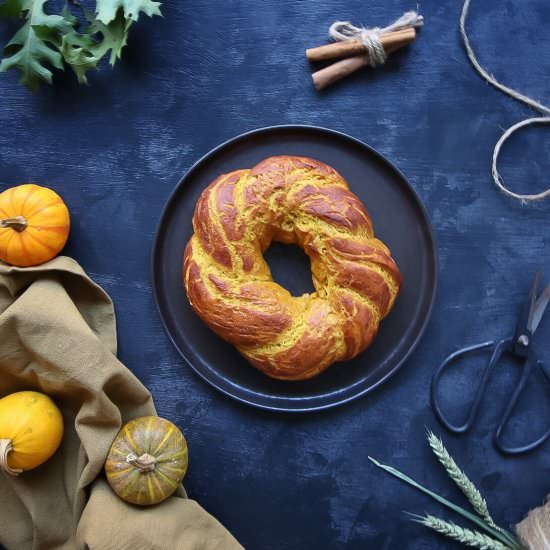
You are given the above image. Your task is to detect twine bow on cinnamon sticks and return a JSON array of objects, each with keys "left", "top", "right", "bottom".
[{"left": 307, "top": 11, "right": 423, "bottom": 90}]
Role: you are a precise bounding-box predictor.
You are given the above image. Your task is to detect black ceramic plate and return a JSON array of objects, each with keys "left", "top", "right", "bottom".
[{"left": 152, "top": 126, "right": 437, "bottom": 412}]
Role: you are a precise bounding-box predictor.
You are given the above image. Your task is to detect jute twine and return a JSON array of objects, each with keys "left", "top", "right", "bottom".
[
  {"left": 461, "top": 0, "right": 550, "bottom": 202},
  {"left": 329, "top": 11, "right": 423, "bottom": 67}
]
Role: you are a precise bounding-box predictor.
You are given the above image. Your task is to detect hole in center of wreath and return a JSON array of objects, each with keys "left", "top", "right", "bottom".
[{"left": 264, "top": 242, "right": 316, "bottom": 297}]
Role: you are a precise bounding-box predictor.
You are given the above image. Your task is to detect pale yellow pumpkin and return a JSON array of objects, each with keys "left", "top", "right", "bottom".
[
  {"left": 0, "top": 391, "right": 64, "bottom": 475},
  {"left": 0, "top": 184, "right": 70, "bottom": 267},
  {"left": 105, "top": 416, "right": 188, "bottom": 506}
]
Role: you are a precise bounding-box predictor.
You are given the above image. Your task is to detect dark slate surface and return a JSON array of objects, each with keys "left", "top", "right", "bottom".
[{"left": 1, "top": 0, "right": 549, "bottom": 548}]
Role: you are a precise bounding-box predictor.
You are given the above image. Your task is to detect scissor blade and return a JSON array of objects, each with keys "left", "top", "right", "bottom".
[
  {"left": 529, "top": 283, "right": 550, "bottom": 334},
  {"left": 516, "top": 272, "right": 541, "bottom": 339}
]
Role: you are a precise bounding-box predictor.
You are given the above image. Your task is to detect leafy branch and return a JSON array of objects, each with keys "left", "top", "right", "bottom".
[{"left": 0, "top": 0, "right": 162, "bottom": 89}]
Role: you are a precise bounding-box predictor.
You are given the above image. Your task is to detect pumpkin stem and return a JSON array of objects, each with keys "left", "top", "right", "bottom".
[
  {"left": 0, "top": 216, "right": 27, "bottom": 233},
  {"left": 126, "top": 452, "right": 157, "bottom": 472},
  {"left": 0, "top": 438, "right": 23, "bottom": 476}
]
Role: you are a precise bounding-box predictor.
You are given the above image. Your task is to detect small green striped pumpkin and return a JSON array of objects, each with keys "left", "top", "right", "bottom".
[{"left": 105, "top": 416, "right": 188, "bottom": 506}]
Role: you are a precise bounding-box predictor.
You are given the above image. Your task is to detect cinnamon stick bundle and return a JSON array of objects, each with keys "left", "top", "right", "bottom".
[
  {"left": 309, "top": 29, "right": 416, "bottom": 90},
  {"left": 306, "top": 28, "right": 415, "bottom": 62}
]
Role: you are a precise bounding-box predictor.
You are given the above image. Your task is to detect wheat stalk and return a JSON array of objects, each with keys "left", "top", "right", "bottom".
[
  {"left": 426, "top": 431, "right": 522, "bottom": 549},
  {"left": 368, "top": 456, "right": 522, "bottom": 548},
  {"left": 427, "top": 431, "right": 497, "bottom": 528},
  {"left": 369, "top": 429, "right": 527, "bottom": 550},
  {"left": 413, "top": 514, "right": 510, "bottom": 550}
]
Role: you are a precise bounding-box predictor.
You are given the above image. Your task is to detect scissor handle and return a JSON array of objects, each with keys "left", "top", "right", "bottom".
[
  {"left": 431, "top": 338, "right": 512, "bottom": 434},
  {"left": 495, "top": 359, "right": 550, "bottom": 455}
]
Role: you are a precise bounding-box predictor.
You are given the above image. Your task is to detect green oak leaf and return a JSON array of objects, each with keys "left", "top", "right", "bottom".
[
  {"left": 95, "top": 0, "right": 161, "bottom": 25},
  {"left": 57, "top": 9, "right": 132, "bottom": 84},
  {"left": 0, "top": 0, "right": 162, "bottom": 88},
  {"left": 58, "top": 29, "right": 99, "bottom": 84},
  {"left": 32, "top": 6, "right": 93, "bottom": 83},
  {"left": 0, "top": 0, "right": 23, "bottom": 17},
  {"left": 0, "top": 0, "right": 74, "bottom": 90},
  {"left": 88, "top": 11, "right": 132, "bottom": 65}
]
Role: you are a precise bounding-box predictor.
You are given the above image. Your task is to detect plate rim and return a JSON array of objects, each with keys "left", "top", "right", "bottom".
[{"left": 151, "top": 124, "right": 439, "bottom": 413}]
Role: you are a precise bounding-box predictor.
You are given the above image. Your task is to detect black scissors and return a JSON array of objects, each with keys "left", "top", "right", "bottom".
[{"left": 431, "top": 272, "right": 550, "bottom": 455}]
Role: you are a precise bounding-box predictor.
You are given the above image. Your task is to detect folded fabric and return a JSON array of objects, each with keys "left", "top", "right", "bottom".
[
  {"left": 0, "top": 257, "right": 242, "bottom": 550},
  {"left": 517, "top": 497, "right": 550, "bottom": 550}
]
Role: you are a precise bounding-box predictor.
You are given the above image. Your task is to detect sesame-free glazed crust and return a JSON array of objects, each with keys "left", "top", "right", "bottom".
[{"left": 183, "top": 156, "right": 402, "bottom": 380}]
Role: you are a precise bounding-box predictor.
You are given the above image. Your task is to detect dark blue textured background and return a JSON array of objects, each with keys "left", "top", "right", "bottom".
[{"left": 1, "top": 1, "right": 550, "bottom": 548}]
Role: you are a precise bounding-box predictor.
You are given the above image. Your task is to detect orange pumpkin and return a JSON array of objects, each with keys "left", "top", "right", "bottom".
[{"left": 0, "top": 184, "right": 70, "bottom": 267}]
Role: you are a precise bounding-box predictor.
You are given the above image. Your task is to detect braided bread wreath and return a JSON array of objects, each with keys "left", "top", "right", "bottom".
[{"left": 183, "top": 156, "right": 402, "bottom": 381}]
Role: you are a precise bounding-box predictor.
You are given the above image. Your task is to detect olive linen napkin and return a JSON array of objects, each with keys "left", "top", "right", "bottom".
[{"left": 0, "top": 257, "right": 242, "bottom": 550}]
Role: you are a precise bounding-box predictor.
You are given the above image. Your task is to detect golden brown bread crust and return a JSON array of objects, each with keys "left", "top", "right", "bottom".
[{"left": 183, "top": 156, "right": 402, "bottom": 380}]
